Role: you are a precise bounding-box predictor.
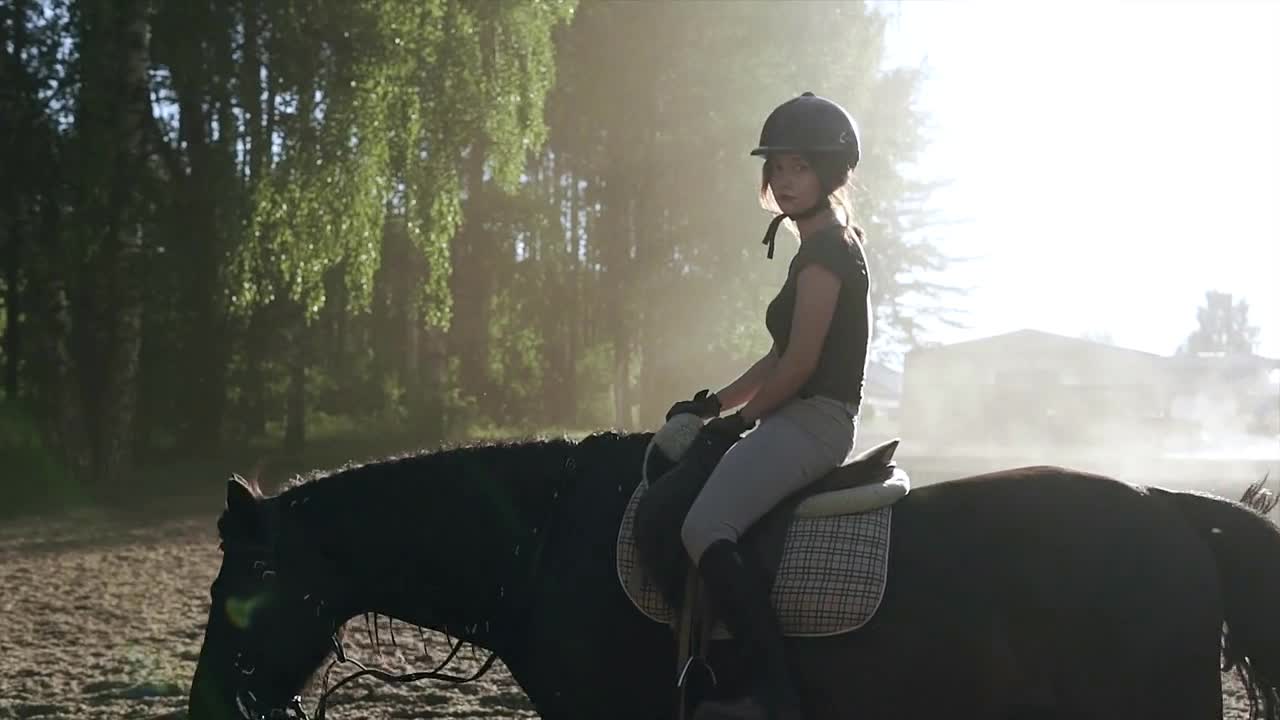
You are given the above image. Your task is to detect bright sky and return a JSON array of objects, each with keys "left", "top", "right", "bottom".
[{"left": 874, "top": 0, "right": 1278, "bottom": 358}]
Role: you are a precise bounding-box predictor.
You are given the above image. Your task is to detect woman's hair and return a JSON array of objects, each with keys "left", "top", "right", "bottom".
[{"left": 759, "top": 152, "right": 866, "bottom": 244}]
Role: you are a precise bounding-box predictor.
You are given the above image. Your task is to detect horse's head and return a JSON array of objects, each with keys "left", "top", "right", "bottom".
[{"left": 188, "top": 476, "right": 340, "bottom": 720}]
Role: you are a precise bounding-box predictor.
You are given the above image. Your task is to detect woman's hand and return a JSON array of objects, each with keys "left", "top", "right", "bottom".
[
  {"left": 665, "top": 389, "right": 722, "bottom": 421},
  {"left": 699, "top": 411, "right": 756, "bottom": 442}
]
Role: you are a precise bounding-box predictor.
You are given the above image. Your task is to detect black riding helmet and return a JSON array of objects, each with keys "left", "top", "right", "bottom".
[{"left": 752, "top": 92, "right": 861, "bottom": 259}]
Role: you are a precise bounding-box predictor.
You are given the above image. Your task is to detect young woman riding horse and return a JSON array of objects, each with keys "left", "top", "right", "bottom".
[{"left": 664, "top": 91, "right": 871, "bottom": 720}]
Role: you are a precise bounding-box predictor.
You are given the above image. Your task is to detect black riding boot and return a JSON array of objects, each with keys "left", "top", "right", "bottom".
[{"left": 692, "top": 539, "right": 804, "bottom": 720}]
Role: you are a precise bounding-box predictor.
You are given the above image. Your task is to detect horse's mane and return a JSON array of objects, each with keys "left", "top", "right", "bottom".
[
  {"left": 216, "top": 427, "right": 653, "bottom": 552},
  {"left": 249, "top": 428, "right": 652, "bottom": 499}
]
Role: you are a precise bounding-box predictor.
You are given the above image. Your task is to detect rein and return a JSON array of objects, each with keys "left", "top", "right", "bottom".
[
  {"left": 307, "top": 632, "right": 500, "bottom": 720},
  {"left": 231, "top": 454, "right": 578, "bottom": 720}
]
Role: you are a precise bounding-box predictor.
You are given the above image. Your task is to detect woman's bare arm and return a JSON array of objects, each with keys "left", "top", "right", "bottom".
[
  {"left": 713, "top": 344, "right": 779, "bottom": 413},
  {"left": 740, "top": 264, "right": 841, "bottom": 423}
]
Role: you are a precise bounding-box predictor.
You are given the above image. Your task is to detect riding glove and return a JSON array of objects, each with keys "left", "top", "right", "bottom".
[
  {"left": 665, "top": 388, "right": 722, "bottom": 421},
  {"left": 700, "top": 411, "right": 756, "bottom": 442}
]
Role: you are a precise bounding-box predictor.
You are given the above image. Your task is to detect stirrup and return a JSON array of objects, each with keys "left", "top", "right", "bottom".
[{"left": 678, "top": 655, "right": 717, "bottom": 689}]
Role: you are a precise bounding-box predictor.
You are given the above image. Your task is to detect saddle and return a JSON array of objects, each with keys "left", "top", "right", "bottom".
[
  {"left": 621, "top": 424, "right": 908, "bottom": 717},
  {"left": 741, "top": 437, "right": 905, "bottom": 577},
  {"left": 631, "top": 427, "right": 906, "bottom": 609}
]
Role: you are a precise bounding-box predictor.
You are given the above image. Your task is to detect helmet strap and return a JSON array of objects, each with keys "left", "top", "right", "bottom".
[{"left": 760, "top": 196, "right": 831, "bottom": 260}]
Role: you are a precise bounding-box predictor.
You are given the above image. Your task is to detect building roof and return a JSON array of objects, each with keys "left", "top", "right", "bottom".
[
  {"left": 1166, "top": 352, "right": 1280, "bottom": 370},
  {"left": 909, "top": 329, "right": 1165, "bottom": 362}
]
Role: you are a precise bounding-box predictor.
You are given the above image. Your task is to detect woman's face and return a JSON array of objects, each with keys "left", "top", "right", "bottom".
[{"left": 767, "top": 153, "right": 823, "bottom": 214}]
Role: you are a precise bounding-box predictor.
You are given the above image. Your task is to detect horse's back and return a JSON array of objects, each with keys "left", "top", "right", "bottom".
[
  {"left": 790, "top": 464, "right": 1223, "bottom": 719},
  {"left": 892, "top": 465, "right": 1214, "bottom": 605}
]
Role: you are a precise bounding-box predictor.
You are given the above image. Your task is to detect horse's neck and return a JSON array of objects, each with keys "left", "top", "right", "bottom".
[
  {"left": 307, "top": 432, "right": 666, "bottom": 720},
  {"left": 497, "top": 435, "right": 676, "bottom": 720},
  {"left": 300, "top": 449, "right": 570, "bottom": 649}
]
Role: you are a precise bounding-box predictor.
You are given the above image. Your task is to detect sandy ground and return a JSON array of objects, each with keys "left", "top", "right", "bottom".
[
  {"left": 0, "top": 509, "right": 1259, "bottom": 719},
  {"left": 0, "top": 511, "right": 535, "bottom": 720}
]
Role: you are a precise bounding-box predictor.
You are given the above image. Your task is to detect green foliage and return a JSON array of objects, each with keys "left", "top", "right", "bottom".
[
  {"left": 4, "top": 0, "right": 950, "bottom": 505},
  {"left": 229, "top": 0, "right": 575, "bottom": 325}
]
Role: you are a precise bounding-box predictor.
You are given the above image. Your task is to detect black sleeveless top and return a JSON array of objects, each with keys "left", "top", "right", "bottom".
[{"left": 764, "top": 224, "right": 871, "bottom": 407}]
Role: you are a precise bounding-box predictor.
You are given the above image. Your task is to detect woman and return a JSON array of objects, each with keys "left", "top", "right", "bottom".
[{"left": 665, "top": 92, "right": 872, "bottom": 720}]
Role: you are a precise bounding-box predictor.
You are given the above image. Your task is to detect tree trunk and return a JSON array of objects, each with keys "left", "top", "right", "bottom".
[
  {"left": 322, "top": 263, "right": 350, "bottom": 395},
  {"left": 403, "top": 224, "right": 446, "bottom": 444},
  {"left": 164, "top": 0, "right": 232, "bottom": 456},
  {"left": 284, "top": 314, "right": 308, "bottom": 454},
  {"left": 29, "top": 190, "right": 86, "bottom": 476},
  {"left": 605, "top": 190, "right": 634, "bottom": 429},
  {"left": 236, "top": 6, "right": 269, "bottom": 443},
  {"left": 241, "top": 306, "right": 269, "bottom": 439},
  {"left": 3, "top": 189, "right": 21, "bottom": 402},
  {"left": 72, "top": 0, "right": 152, "bottom": 492},
  {"left": 2, "top": 0, "right": 31, "bottom": 403},
  {"left": 448, "top": 143, "right": 496, "bottom": 410},
  {"left": 241, "top": 0, "right": 266, "bottom": 182},
  {"left": 564, "top": 168, "right": 581, "bottom": 427}
]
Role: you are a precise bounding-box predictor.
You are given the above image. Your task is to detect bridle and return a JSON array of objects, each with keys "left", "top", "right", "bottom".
[{"left": 219, "top": 455, "right": 577, "bottom": 719}]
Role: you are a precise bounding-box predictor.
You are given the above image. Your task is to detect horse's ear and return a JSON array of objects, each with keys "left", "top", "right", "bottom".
[{"left": 227, "top": 474, "right": 257, "bottom": 515}]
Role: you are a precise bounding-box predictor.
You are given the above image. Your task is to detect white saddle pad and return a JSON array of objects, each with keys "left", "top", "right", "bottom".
[{"left": 615, "top": 477, "right": 894, "bottom": 638}]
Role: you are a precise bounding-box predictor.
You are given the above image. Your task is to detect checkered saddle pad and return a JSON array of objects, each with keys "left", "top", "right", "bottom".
[{"left": 616, "top": 476, "right": 893, "bottom": 638}]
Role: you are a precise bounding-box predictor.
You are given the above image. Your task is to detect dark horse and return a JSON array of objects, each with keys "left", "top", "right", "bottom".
[{"left": 188, "top": 430, "right": 1280, "bottom": 720}]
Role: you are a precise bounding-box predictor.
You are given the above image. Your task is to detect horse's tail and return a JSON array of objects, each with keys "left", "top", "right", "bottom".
[{"left": 1157, "top": 477, "right": 1280, "bottom": 720}]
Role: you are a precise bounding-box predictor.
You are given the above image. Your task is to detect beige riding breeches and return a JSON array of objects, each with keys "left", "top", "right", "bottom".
[{"left": 680, "top": 394, "right": 858, "bottom": 564}]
